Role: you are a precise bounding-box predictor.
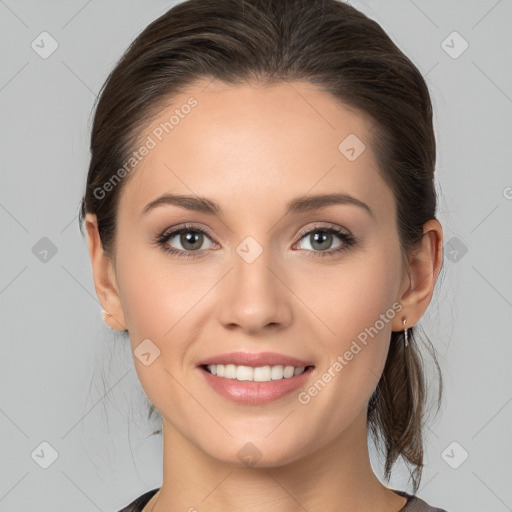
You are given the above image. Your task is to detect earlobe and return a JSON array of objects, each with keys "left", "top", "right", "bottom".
[
  {"left": 393, "top": 219, "right": 443, "bottom": 331},
  {"left": 85, "top": 213, "right": 128, "bottom": 332},
  {"left": 101, "top": 308, "right": 125, "bottom": 331}
]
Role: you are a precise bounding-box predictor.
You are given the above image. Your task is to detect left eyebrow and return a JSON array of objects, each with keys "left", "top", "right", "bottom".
[
  {"left": 141, "top": 192, "right": 374, "bottom": 219},
  {"left": 286, "top": 193, "right": 374, "bottom": 219}
]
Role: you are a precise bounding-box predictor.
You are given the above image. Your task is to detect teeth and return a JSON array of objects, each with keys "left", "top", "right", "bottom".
[
  {"left": 225, "top": 364, "right": 237, "bottom": 379},
  {"left": 206, "top": 364, "right": 306, "bottom": 382}
]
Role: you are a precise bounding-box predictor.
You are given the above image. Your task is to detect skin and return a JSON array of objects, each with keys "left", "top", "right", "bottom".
[{"left": 86, "top": 80, "right": 443, "bottom": 512}]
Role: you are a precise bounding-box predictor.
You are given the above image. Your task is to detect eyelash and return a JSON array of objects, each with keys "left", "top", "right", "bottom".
[{"left": 154, "top": 223, "right": 357, "bottom": 260}]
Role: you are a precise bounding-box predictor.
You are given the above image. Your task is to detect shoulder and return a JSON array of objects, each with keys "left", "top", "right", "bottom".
[
  {"left": 115, "top": 488, "right": 160, "bottom": 512},
  {"left": 395, "top": 490, "right": 450, "bottom": 512}
]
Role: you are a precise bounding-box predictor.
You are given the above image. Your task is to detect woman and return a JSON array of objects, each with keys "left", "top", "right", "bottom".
[{"left": 79, "top": 0, "right": 448, "bottom": 510}]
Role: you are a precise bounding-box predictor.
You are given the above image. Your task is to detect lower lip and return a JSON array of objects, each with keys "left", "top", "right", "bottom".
[{"left": 198, "top": 366, "right": 314, "bottom": 405}]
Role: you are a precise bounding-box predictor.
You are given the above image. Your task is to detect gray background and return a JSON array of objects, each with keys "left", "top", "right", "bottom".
[{"left": 1, "top": 1, "right": 511, "bottom": 511}]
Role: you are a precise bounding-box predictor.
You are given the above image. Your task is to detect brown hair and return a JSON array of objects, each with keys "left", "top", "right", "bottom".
[{"left": 79, "top": 0, "right": 443, "bottom": 493}]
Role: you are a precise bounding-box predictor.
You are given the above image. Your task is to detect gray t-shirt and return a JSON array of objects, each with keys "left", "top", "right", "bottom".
[
  {"left": 394, "top": 489, "right": 449, "bottom": 511},
  {"left": 117, "top": 488, "right": 449, "bottom": 511}
]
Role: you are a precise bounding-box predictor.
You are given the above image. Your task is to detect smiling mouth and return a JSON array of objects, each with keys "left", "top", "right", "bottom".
[{"left": 200, "top": 364, "right": 315, "bottom": 382}]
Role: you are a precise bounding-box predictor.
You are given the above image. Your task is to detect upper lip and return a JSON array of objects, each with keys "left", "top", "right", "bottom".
[{"left": 197, "top": 351, "right": 314, "bottom": 368}]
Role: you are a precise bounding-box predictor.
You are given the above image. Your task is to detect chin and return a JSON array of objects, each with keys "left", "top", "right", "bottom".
[{"left": 201, "top": 434, "right": 310, "bottom": 469}]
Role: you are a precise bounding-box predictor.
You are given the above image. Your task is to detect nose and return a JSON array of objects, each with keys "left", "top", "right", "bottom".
[{"left": 217, "top": 243, "right": 293, "bottom": 334}]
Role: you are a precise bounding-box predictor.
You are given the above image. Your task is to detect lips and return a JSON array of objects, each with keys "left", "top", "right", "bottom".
[
  {"left": 196, "top": 351, "right": 314, "bottom": 368},
  {"left": 198, "top": 364, "right": 315, "bottom": 405}
]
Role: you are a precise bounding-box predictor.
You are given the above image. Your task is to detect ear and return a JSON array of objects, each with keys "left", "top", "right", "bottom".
[
  {"left": 85, "top": 213, "right": 127, "bottom": 331},
  {"left": 392, "top": 219, "right": 443, "bottom": 331}
]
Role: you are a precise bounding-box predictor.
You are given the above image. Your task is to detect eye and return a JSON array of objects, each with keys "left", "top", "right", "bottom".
[
  {"left": 155, "top": 224, "right": 217, "bottom": 259},
  {"left": 294, "top": 224, "right": 357, "bottom": 257}
]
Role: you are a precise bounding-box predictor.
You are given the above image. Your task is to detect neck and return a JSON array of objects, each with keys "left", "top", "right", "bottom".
[{"left": 147, "top": 409, "right": 407, "bottom": 512}]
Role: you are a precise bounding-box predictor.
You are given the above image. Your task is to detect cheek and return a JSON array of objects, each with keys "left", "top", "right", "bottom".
[
  {"left": 300, "top": 247, "right": 401, "bottom": 344},
  {"left": 115, "top": 232, "right": 190, "bottom": 330},
  {"left": 300, "top": 244, "right": 401, "bottom": 376},
  {"left": 114, "top": 251, "right": 204, "bottom": 409},
  {"left": 117, "top": 264, "right": 174, "bottom": 341},
  {"left": 114, "top": 242, "right": 218, "bottom": 366}
]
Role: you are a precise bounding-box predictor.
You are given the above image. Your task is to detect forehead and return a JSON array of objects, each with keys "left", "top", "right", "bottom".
[{"left": 118, "top": 79, "right": 393, "bottom": 223}]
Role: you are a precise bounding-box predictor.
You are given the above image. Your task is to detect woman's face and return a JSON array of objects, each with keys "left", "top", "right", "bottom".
[{"left": 109, "top": 80, "right": 410, "bottom": 466}]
